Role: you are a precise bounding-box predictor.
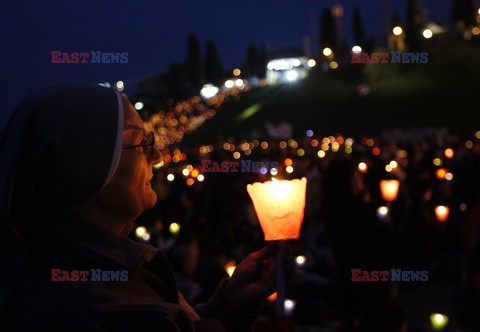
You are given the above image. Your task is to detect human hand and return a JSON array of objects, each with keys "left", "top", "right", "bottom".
[
  {"left": 178, "top": 291, "right": 201, "bottom": 321},
  {"left": 224, "top": 243, "right": 294, "bottom": 310}
]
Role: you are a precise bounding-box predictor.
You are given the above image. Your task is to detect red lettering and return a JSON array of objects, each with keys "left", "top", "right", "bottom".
[
  {"left": 70, "top": 270, "right": 79, "bottom": 281},
  {"left": 220, "top": 161, "right": 229, "bottom": 172},
  {"left": 351, "top": 269, "right": 362, "bottom": 281},
  {"left": 379, "top": 53, "right": 389, "bottom": 63},
  {"left": 51, "top": 269, "right": 62, "bottom": 281},
  {"left": 61, "top": 53, "right": 71, "bottom": 63},
  {"left": 70, "top": 52, "right": 79, "bottom": 64},
  {"left": 201, "top": 160, "right": 211, "bottom": 172},
  {"left": 51, "top": 51, "right": 62, "bottom": 63},
  {"left": 61, "top": 270, "right": 71, "bottom": 281},
  {"left": 370, "top": 270, "right": 379, "bottom": 281},
  {"left": 79, "top": 53, "right": 89, "bottom": 63},
  {"left": 361, "top": 270, "right": 371, "bottom": 281},
  {"left": 211, "top": 162, "right": 220, "bottom": 172},
  {"left": 351, "top": 52, "right": 362, "bottom": 63},
  {"left": 379, "top": 270, "right": 390, "bottom": 281},
  {"left": 230, "top": 162, "right": 239, "bottom": 172},
  {"left": 362, "top": 53, "right": 370, "bottom": 63},
  {"left": 79, "top": 270, "right": 89, "bottom": 281}
]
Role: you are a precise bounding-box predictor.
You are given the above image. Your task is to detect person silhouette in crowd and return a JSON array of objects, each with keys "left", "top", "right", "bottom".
[{"left": 0, "top": 83, "right": 291, "bottom": 331}]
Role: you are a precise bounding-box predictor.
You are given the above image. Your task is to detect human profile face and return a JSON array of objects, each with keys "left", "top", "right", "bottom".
[{"left": 94, "top": 95, "right": 162, "bottom": 224}]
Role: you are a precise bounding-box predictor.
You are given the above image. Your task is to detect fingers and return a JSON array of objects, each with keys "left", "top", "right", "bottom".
[{"left": 250, "top": 243, "right": 276, "bottom": 262}]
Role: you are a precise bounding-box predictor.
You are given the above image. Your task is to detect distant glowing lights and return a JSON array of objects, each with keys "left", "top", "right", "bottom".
[
  {"left": 329, "top": 61, "right": 339, "bottom": 69},
  {"left": 286, "top": 70, "right": 298, "bottom": 81},
  {"left": 323, "top": 48, "right": 333, "bottom": 56},
  {"left": 116, "top": 80, "right": 124, "bottom": 91},
  {"left": 169, "top": 222, "right": 181, "bottom": 234},
  {"left": 423, "top": 28, "right": 433, "bottom": 39},
  {"left": 393, "top": 26, "right": 403, "bottom": 36},
  {"left": 134, "top": 102, "right": 144, "bottom": 110},
  {"left": 358, "top": 162, "right": 368, "bottom": 173},
  {"left": 352, "top": 46, "right": 362, "bottom": 54}
]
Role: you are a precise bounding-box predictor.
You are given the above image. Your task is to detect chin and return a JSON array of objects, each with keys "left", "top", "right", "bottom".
[{"left": 145, "top": 189, "right": 158, "bottom": 209}]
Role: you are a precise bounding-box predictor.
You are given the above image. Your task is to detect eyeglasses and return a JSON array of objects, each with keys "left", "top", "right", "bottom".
[{"left": 122, "top": 131, "right": 156, "bottom": 156}]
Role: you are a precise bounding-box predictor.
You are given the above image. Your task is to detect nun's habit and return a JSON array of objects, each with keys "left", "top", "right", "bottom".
[{"left": 0, "top": 84, "right": 258, "bottom": 331}]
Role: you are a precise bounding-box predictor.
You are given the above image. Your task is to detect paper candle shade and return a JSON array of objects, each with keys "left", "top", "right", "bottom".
[
  {"left": 247, "top": 177, "right": 307, "bottom": 241},
  {"left": 435, "top": 205, "right": 449, "bottom": 222},
  {"left": 380, "top": 179, "right": 400, "bottom": 202}
]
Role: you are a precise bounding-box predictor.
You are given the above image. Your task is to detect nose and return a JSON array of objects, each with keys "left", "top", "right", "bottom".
[{"left": 148, "top": 147, "right": 163, "bottom": 165}]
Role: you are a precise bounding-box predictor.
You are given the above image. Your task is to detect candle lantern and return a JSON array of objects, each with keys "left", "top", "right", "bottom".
[
  {"left": 247, "top": 177, "right": 307, "bottom": 316},
  {"left": 380, "top": 179, "right": 400, "bottom": 202},
  {"left": 247, "top": 177, "right": 307, "bottom": 241},
  {"left": 435, "top": 205, "right": 449, "bottom": 222}
]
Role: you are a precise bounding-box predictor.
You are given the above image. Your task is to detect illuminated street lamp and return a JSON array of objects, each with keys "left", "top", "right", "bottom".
[
  {"left": 323, "top": 47, "right": 333, "bottom": 57},
  {"left": 393, "top": 26, "right": 403, "bottom": 36},
  {"left": 423, "top": 28, "right": 433, "bottom": 39}
]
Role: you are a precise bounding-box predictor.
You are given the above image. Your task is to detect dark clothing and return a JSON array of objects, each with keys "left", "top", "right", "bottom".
[{"left": 3, "top": 211, "right": 258, "bottom": 331}]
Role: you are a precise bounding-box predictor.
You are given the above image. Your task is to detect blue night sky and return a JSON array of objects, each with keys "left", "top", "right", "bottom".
[{"left": 0, "top": 0, "right": 453, "bottom": 127}]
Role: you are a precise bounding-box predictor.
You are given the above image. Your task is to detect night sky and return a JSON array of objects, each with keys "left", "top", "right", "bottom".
[{"left": 0, "top": 0, "right": 452, "bottom": 127}]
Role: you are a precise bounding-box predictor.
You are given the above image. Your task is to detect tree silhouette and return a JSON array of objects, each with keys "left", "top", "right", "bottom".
[
  {"left": 406, "top": 0, "right": 426, "bottom": 50},
  {"left": 204, "top": 41, "right": 224, "bottom": 85},
  {"left": 185, "top": 33, "right": 205, "bottom": 90},
  {"left": 243, "top": 44, "right": 259, "bottom": 78},
  {"left": 353, "top": 8, "right": 366, "bottom": 48},
  {"left": 452, "top": 0, "right": 475, "bottom": 27},
  {"left": 320, "top": 9, "right": 337, "bottom": 51}
]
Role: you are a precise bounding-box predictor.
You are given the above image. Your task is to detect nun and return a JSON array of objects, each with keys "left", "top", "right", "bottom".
[{"left": 0, "top": 83, "right": 286, "bottom": 331}]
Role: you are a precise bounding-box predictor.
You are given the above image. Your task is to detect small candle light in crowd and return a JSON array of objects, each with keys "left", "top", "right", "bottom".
[
  {"left": 247, "top": 178, "right": 307, "bottom": 241},
  {"left": 444, "top": 148, "right": 454, "bottom": 159},
  {"left": 358, "top": 162, "right": 368, "bottom": 173},
  {"left": 135, "top": 226, "right": 147, "bottom": 239},
  {"left": 376, "top": 206, "right": 389, "bottom": 219},
  {"left": 169, "top": 222, "right": 181, "bottom": 235},
  {"left": 190, "top": 169, "right": 199, "bottom": 178},
  {"left": 141, "top": 232, "right": 151, "bottom": 241},
  {"left": 247, "top": 177, "right": 307, "bottom": 316},
  {"left": 435, "top": 168, "right": 448, "bottom": 180},
  {"left": 317, "top": 150, "right": 326, "bottom": 158},
  {"left": 389, "top": 160, "right": 398, "bottom": 169},
  {"left": 267, "top": 292, "right": 278, "bottom": 301},
  {"left": 286, "top": 166, "right": 294, "bottom": 173},
  {"left": 433, "top": 158, "right": 442, "bottom": 166},
  {"left": 430, "top": 313, "right": 448, "bottom": 330},
  {"left": 380, "top": 180, "right": 400, "bottom": 201},
  {"left": 459, "top": 203, "right": 467, "bottom": 211},
  {"left": 284, "top": 299, "right": 297, "bottom": 316},
  {"left": 445, "top": 172, "right": 453, "bottom": 181},
  {"left": 197, "top": 174, "right": 205, "bottom": 182},
  {"left": 270, "top": 168, "right": 278, "bottom": 176},
  {"left": 167, "top": 174, "right": 175, "bottom": 182},
  {"left": 224, "top": 260, "right": 236, "bottom": 277},
  {"left": 182, "top": 168, "right": 190, "bottom": 176},
  {"left": 295, "top": 255, "right": 306, "bottom": 267},
  {"left": 435, "top": 206, "right": 449, "bottom": 222}
]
